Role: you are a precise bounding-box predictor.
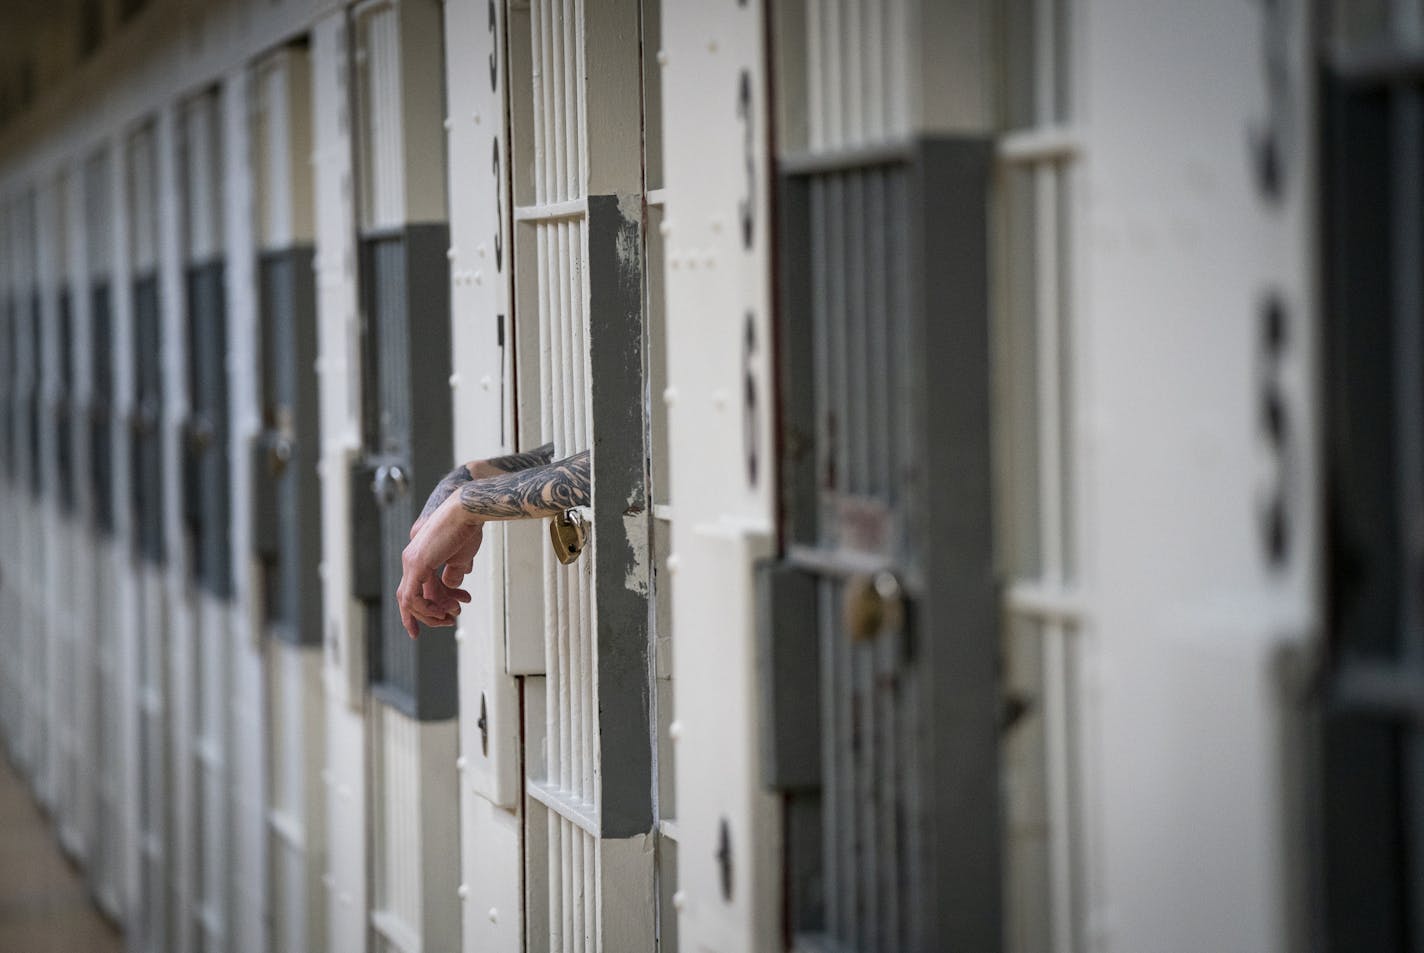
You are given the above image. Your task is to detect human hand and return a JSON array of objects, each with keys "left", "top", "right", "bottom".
[{"left": 397, "top": 494, "right": 483, "bottom": 638}]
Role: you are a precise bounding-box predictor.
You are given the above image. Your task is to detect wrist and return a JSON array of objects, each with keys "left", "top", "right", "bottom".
[{"left": 444, "top": 488, "right": 484, "bottom": 528}]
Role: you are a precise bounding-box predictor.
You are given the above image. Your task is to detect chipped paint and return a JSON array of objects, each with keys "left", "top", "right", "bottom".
[
  {"left": 615, "top": 192, "right": 643, "bottom": 274},
  {"left": 623, "top": 496, "right": 649, "bottom": 596}
]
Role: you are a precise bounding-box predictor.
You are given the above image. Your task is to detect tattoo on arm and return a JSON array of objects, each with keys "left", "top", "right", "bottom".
[
  {"left": 458, "top": 450, "right": 590, "bottom": 521},
  {"left": 419, "top": 464, "right": 474, "bottom": 521},
  {"left": 481, "top": 442, "right": 556, "bottom": 475}
]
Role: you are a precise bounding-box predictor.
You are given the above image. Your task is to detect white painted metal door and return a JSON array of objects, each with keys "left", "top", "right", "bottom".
[
  {"left": 253, "top": 42, "right": 327, "bottom": 953},
  {"left": 505, "top": 1, "right": 656, "bottom": 949}
]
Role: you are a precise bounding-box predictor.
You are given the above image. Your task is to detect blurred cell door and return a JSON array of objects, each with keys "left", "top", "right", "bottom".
[
  {"left": 760, "top": 3, "right": 1001, "bottom": 952},
  {"left": 177, "top": 85, "right": 235, "bottom": 953},
  {"left": 349, "top": 0, "right": 456, "bottom": 721},
  {"left": 84, "top": 144, "right": 127, "bottom": 922},
  {"left": 1319, "top": 4, "right": 1424, "bottom": 950},
  {"left": 181, "top": 87, "right": 232, "bottom": 602},
  {"left": 348, "top": 2, "right": 462, "bottom": 949},
  {"left": 252, "top": 41, "right": 327, "bottom": 953},
  {"left": 126, "top": 118, "right": 171, "bottom": 953}
]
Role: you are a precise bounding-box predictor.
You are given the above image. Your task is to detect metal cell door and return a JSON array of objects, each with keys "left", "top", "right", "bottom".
[
  {"left": 84, "top": 144, "right": 124, "bottom": 919},
  {"left": 253, "top": 52, "right": 322, "bottom": 647},
  {"left": 349, "top": 0, "right": 455, "bottom": 720},
  {"left": 181, "top": 89, "right": 232, "bottom": 599},
  {"left": 131, "top": 273, "right": 162, "bottom": 562},
  {"left": 504, "top": 0, "right": 653, "bottom": 948},
  {"left": 130, "top": 124, "right": 165, "bottom": 567},
  {"left": 90, "top": 278, "right": 114, "bottom": 531},
  {"left": 761, "top": 5, "right": 1001, "bottom": 952},
  {"left": 56, "top": 285, "right": 75, "bottom": 515},
  {"left": 89, "top": 150, "right": 115, "bottom": 541},
  {"left": 27, "top": 281, "right": 42, "bottom": 500},
  {"left": 1318, "top": 6, "right": 1424, "bottom": 949}
]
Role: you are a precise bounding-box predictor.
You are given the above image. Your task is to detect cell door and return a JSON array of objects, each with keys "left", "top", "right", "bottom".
[
  {"left": 23, "top": 195, "right": 42, "bottom": 502},
  {"left": 761, "top": 3, "right": 1001, "bottom": 952},
  {"left": 180, "top": 88, "right": 232, "bottom": 599},
  {"left": 129, "top": 123, "right": 165, "bottom": 567},
  {"left": 56, "top": 270, "right": 75, "bottom": 516},
  {"left": 127, "top": 117, "right": 171, "bottom": 953},
  {"left": 84, "top": 144, "right": 124, "bottom": 919},
  {"left": 504, "top": 0, "right": 654, "bottom": 949},
  {"left": 1318, "top": 4, "right": 1424, "bottom": 949},
  {"left": 87, "top": 149, "right": 116, "bottom": 539},
  {"left": 253, "top": 45, "right": 322, "bottom": 646},
  {"left": 349, "top": 0, "right": 455, "bottom": 719}
]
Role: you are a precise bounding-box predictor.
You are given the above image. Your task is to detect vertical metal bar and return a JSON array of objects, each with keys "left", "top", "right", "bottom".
[
  {"left": 570, "top": 560, "right": 585, "bottom": 804},
  {"left": 572, "top": 830, "right": 585, "bottom": 949},
  {"left": 1035, "top": 176, "right": 1063, "bottom": 582},
  {"left": 837, "top": 579, "right": 858, "bottom": 945},
  {"left": 558, "top": 561, "right": 571, "bottom": 790},
  {"left": 538, "top": 226, "right": 554, "bottom": 448},
  {"left": 532, "top": 0, "right": 548, "bottom": 205},
  {"left": 824, "top": 0, "right": 842, "bottom": 148},
  {"left": 807, "top": 0, "right": 825, "bottom": 152},
  {"left": 856, "top": 641, "right": 878, "bottom": 950},
  {"left": 844, "top": 0, "right": 863, "bottom": 146},
  {"left": 571, "top": 221, "right": 588, "bottom": 453},
  {"left": 584, "top": 830, "right": 595, "bottom": 953},
  {"left": 547, "top": 810, "right": 563, "bottom": 951},
  {"left": 818, "top": 579, "right": 841, "bottom": 938},
  {"left": 1034, "top": 0, "right": 1057, "bottom": 130},
  {"left": 539, "top": 0, "right": 557, "bottom": 205},
  {"left": 829, "top": 175, "right": 850, "bottom": 496},
  {"left": 1044, "top": 623, "right": 1074, "bottom": 953},
  {"left": 1056, "top": 168, "right": 1076, "bottom": 583},
  {"left": 808, "top": 178, "right": 828, "bottom": 510},
  {"left": 878, "top": 626, "right": 901, "bottom": 950},
  {"left": 574, "top": 0, "right": 588, "bottom": 192},
  {"left": 866, "top": 0, "right": 883, "bottom": 143},
  {"left": 548, "top": 229, "right": 565, "bottom": 458},
  {"left": 546, "top": 0, "right": 563, "bottom": 202},
  {"left": 870, "top": 170, "right": 892, "bottom": 497},
  {"left": 562, "top": 0, "right": 578, "bottom": 200},
  {"left": 581, "top": 569, "right": 594, "bottom": 803},
  {"left": 561, "top": 818, "right": 574, "bottom": 948},
  {"left": 559, "top": 222, "right": 574, "bottom": 454},
  {"left": 885, "top": 0, "right": 907, "bottom": 136},
  {"left": 846, "top": 173, "right": 869, "bottom": 496}
]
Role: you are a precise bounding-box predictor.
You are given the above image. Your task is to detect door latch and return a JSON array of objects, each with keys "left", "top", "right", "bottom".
[
  {"left": 371, "top": 463, "right": 410, "bottom": 506},
  {"left": 549, "top": 509, "right": 587, "bottom": 565}
]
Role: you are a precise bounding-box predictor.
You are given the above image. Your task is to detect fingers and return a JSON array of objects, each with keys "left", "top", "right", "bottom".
[
  {"left": 409, "top": 516, "right": 425, "bottom": 541},
  {"left": 399, "top": 518, "right": 479, "bottom": 639},
  {"left": 401, "top": 584, "right": 456, "bottom": 635},
  {"left": 441, "top": 563, "right": 468, "bottom": 589},
  {"left": 421, "top": 577, "right": 466, "bottom": 615},
  {"left": 398, "top": 566, "right": 455, "bottom": 638}
]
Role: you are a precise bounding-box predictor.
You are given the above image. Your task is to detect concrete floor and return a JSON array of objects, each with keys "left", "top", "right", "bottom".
[{"left": 0, "top": 752, "right": 123, "bottom": 953}]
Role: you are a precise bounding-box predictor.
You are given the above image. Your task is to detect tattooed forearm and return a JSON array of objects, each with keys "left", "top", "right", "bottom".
[
  {"left": 458, "top": 450, "right": 590, "bottom": 522},
  {"left": 475, "top": 442, "right": 556, "bottom": 477},
  {"left": 419, "top": 464, "right": 474, "bottom": 521}
]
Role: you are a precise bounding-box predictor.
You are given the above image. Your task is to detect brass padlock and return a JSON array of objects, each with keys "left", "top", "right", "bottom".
[
  {"left": 549, "top": 509, "right": 588, "bottom": 565},
  {"left": 842, "top": 571, "right": 904, "bottom": 642}
]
